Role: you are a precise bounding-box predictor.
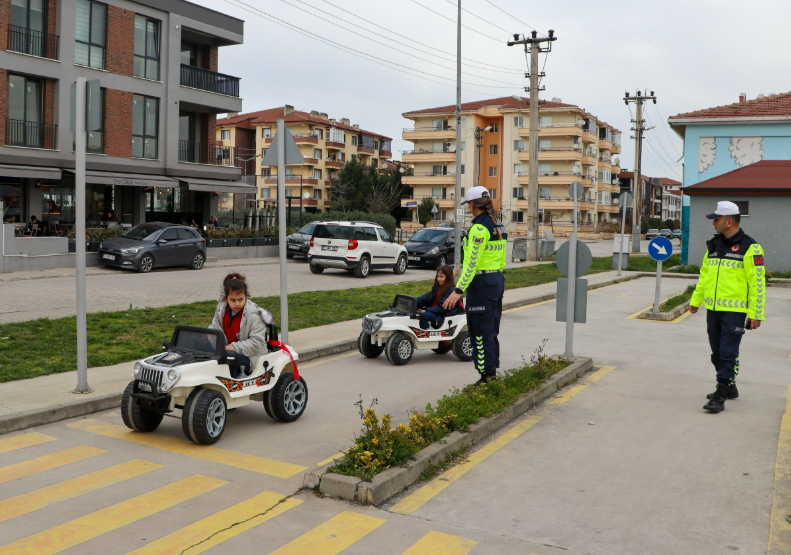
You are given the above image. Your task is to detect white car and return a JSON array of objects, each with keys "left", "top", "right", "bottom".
[
  {"left": 308, "top": 221, "right": 408, "bottom": 278},
  {"left": 121, "top": 324, "right": 307, "bottom": 444},
  {"left": 358, "top": 294, "right": 473, "bottom": 365}
]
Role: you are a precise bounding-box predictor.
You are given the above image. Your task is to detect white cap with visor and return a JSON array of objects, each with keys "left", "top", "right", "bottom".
[{"left": 705, "top": 201, "right": 741, "bottom": 220}]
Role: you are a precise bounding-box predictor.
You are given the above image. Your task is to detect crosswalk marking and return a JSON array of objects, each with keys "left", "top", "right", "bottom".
[
  {"left": 0, "top": 459, "right": 161, "bottom": 523},
  {"left": 390, "top": 366, "right": 616, "bottom": 515},
  {"left": 125, "top": 491, "right": 302, "bottom": 555},
  {"left": 0, "top": 445, "right": 107, "bottom": 484},
  {"left": 68, "top": 419, "right": 307, "bottom": 478},
  {"left": 0, "top": 432, "right": 56, "bottom": 453},
  {"left": 401, "top": 531, "right": 478, "bottom": 554},
  {"left": 0, "top": 474, "right": 226, "bottom": 555},
  {"left": 269, "top": 511, "right": 386, "bottom": 555}
]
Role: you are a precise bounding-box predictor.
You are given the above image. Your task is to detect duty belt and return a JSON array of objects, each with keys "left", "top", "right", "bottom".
[{"left": 475, "top": 270, "right": 501, "bottom": 275}]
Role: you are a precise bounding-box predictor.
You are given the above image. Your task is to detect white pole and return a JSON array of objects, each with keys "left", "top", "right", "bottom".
[
  {"left": 453, "top": 0, "right": 462, "bottom": 279},
  {"left": 653, "top": 260, "right": 663, "bottom": 313},
  {"left": 277, "top": 120, "right": 288, "bottom": 344},
  {"left": 564, "top": 191, "right": 577, "bottom": 360},
  {"left": 617, "top": 201, "right": 627, "bottom": 276},
  {"left": 74, "top": 77, "right": 90, "bottom": 393}
]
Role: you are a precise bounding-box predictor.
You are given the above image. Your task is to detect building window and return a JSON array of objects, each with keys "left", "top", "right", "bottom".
[
  {"left": 432, "top": 165, "right": 447, "bottom": 175},
  {"left": 261, "top": 148, "right": 268, "bottom": 159},
  {"left": 512, "top": 211, "right": 524, "bottom": 223},
  {"left": 314, "top": 169, "right": 322, "bottom": 180},
  {"left": 134, "top": 15, "right": 161, "bottom": 80},
  {"left": 539, "top": 116, "right": 553, "bottom": 127},
  {"left": 538, "top": 163, "right": 552, "bottom": 174},
  {"left": 314, "top": 189, "right": 322, "bottom": 199},
  {"left": 351, "top": 136, "right": 358, "bottom": 146},
  {"left": 513, "top": 187, "right": 524, "bottom": 198},
  {"left": 460, "top": 141, "right": 466, "bottom": 152},
  {"left": 513, "top": 163, "right": 524, "bottom": 176},
  {"left": 329, "top": 128, "right": 344, "bottom": 143},
  {"left": 180, "top": 43, "right": 197, "bottom": 66},
  {"left": 284, "top": 188, "right": 293, "bottom": 197},
  {"left": 339, "top": 152, "right": 345, "bottom": 162},
  {"left": 7, "top": 74, "right": 47, "bottom": 148},
  {"left": 539, "top": 187, "right": 551, "bottom": 199},
  {"left": 221, "top": 130, "right": 230, "bottom": 140},
  {"left": 75, "top": 88, "right": 105, "bottom": 153},
  {"left": 262, "top": 128, "right": 271, "bottom": 139},
  {"left": 260, "top": 188, "right": 270, "bottom": 198},
  {"left": 284, "top": 168, "right": 294, "bottom": 176},
  {"left": 514, "top": 140, "right": 525, "bottom": 151},
  {"left": 488, "top": 167, "right": 497, "bottom": 177},
  {"left": 460, "top": 117, "right": 466, "bottom": 129},
  {"left": 538, "top": 139, "right": 551, "bottom": 150},
  {"left": 374, "top": 140, "right": 379, "bottom": 150},
  {"left": 432, "top": 187, "right": 445, "bottom": 199},
  {"left": 314, "top": 148, "right": 322, "bottom": 159},
  {"left": 731, "top": 201, "right": 749, "bottom": 216},
  {"left": 490, "top": 122, "right": 499, "bottom": 132},
  {"left": 460, "top": 165, "right": 465, "bottom": 175},
  {"left": 314, "top": 128, "right": 323, "bottom": 140},
  {"left": 132, "top": 95, "right": 158, "bottom": 159},
  {"left": 75, "top": 0, "right": 106, "bottom": 69},
  {"left": 513, "top": 116, "right": 524, "bottom": 128},
  {"left": 489, "top": 144, "right": 498, "bottom": 155},
  {"left": 261, "top": 168, "right": 271, "bottom": 177},
  {"left": 487, "top": 188, "right": 497, "bottom": 200}
]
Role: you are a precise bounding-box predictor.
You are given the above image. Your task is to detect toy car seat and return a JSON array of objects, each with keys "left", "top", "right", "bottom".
[{"left": 266, "top": 323, "right": 281, "bottom": 352}]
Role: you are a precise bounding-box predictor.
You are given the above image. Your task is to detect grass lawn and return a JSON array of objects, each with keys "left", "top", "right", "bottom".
[
  {"left": 660, "top": 284, "right": 696, "bottom": 312},
  {"left": 0, "top": 259, "right": 618, "bottom": 383}
]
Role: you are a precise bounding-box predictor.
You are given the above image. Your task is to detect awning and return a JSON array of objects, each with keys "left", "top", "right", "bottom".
[
  {"left": 181, "top": 178, "right": 256, "bottom": 194},
  {"left": 63, "top": 170, "right": 178, "bottom": 188},
  {"left": 0, "top": 164, "right": 62, "bottom": 180}
]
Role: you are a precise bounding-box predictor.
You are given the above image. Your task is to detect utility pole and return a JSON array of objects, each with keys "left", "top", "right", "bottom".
[
  {"left": 453, "top": 0, "right": 462, "bottom": 278},
  {"left": 624, "top": 90, "right": 656, "bottom": 253},
  {"left": 508, "top": 30, "right": 556, "bottom": 261}
]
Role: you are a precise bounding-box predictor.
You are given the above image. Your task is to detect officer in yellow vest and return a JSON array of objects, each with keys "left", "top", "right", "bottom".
[
  {"left": 443, "top": 186, "right": 507, "bottom": 387},
  {"left": 690, "top": 201, "right": 765, "bottom": 413}
]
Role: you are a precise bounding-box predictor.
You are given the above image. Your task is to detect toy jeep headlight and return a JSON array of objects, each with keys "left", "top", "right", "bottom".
[
  {"left": 362, "top": 315, "right": 383, "bottom": 335},
  {"left": 159, "top": 367, "right": 181, "bottom": 392},
  {"left": 133, "top": 362, "right": 142, "bottom": 377}
]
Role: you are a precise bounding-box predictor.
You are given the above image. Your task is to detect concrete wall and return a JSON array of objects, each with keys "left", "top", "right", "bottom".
[
  {"left": 688, "top": 195, "right": 790, "bottom": 271},
  {"left": 206, "top": 246, "right": 279, "bottom": 260}
]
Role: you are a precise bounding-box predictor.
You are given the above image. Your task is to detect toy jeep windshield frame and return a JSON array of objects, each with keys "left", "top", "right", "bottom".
[
  {"left": 167, "top": 325, "right": 226, "bottom": 360},
  {"left": 390, "top": 294, "right": 418, "bottom": 316}
]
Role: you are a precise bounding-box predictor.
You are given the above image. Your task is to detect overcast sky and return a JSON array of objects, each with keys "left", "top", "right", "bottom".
[{"left": 195, "top": 0, "right": 791, "bottom": 183}]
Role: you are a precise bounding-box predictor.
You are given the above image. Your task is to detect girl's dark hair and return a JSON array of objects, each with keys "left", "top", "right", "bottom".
[
  {"left": 435, "top": 265, "right": 455, "bottom": 298},
  {"left": 471, "top": 197, "right": 502, "bottom": 239},
  {"left": 222, "top": 273, "right": 248, "bottom": 299}
]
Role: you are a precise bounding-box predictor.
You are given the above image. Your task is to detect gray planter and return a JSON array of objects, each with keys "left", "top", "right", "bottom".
[
  {"left": 237, "top": 238, "right": 253, "bottom": 247},
  {"left": 68, "top": 242, "right": 76, "bottom": 253},
  {"left": 252, "top": 238, "right": 268, "bottom": 246},
  {"left": 222, "top": 239, "right": 240, "bottom": 247},
  {"left": 207, "top": 239, "right": 224, "bottom": 247}
]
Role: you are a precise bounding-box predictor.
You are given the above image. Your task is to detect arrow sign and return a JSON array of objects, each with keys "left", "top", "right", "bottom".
[{"left": 648, "top": 236, "right": 673, "bottom": 262}]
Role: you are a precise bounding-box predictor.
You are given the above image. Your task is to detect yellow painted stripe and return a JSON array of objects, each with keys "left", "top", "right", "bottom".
[
  {"left": 767, "top": 384, "right": 791, "bottom": 555},
  {"left": 302, "top": 351, "right": 358, "bottom": 369},
  {"left": 125, "top": 491, "right": 302, "bottom": 555},
  {"left": 502, "top": 299, "right": 554, "bottom": 314},
  {"left": 0, "top": 432, "right": 56, "bottom": 453},
  {"left": 317, "top": 451, "right": 348, "bottom": 468},
  {"left": 0, "top": 445, "right": 107, "bottom": 484},
  {"left": 401, "top": 531, "right": 478, "bottom": 554},
  {"left": 1, "top": 475, "right": 226, "bottom": 555},
  {"left": 0, "top": 459, "right": 161, "bottom": 523},
  {"left": 67, "top": 420, "right": 307, "bottom": 478},
  {"left": 269, "top": 511, "right": 386, "bottom": 555},
  {"left": 390, "top": 366, "right": 616, "bottom": 515}
]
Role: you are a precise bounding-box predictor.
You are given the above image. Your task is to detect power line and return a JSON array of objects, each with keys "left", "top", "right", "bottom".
[
  {"left": 643, "top": 116, "right": 682, "bottom": 167},
  {"left": 407, "top": 0, "right": 504, "bottom": 43},
  {"left": 439, "top": 0, "right": 512, "bottom": 34},
  {"left": 221, "top": 0, "right": 499, "bottom": 97},
  {"left": 274, "top": 0, "right": 524, "bottom": 86},
  {"left": 315, "top": 0, "right": 524, "bottom": 73},
  {"left": 651, "top": 102, "right": 682, "bottom": 157},
  {"left": 643, "top": 139, "right": 682, "bottom": 180},
  {"left": 483, "top": 0, "right": 541, "bottom": 35}
]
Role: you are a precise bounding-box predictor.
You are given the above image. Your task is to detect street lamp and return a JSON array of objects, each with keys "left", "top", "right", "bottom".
[{"left": 473, "top": 126, "right": 492, "bottom": 189}]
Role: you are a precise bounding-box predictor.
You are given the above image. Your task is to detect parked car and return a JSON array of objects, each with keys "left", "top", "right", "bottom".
[
  {"left": 672, "top": 229, "right": 682, "bottom": 239},
  {"left": 404, "top": 227, "right": 457, "bottom": 269},
  {"left": 286, "top": 223, "right": 316, "bottom": 259},
  {"left": 98, "top": 222, "right": 206, "bottom": 273},
  {"left": 308, "top": 221, "right": 407, "bottom": 278},
  {"left": 645, "top": 229, "right": 660, "bottom": 239},
  {"left": 659, "top": 229, "right": 673, "bottom": 238}
]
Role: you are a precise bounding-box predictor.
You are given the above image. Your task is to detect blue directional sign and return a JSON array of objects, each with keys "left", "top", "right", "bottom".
[{"left": 648, "top": 236, "right": 673, "bottom": 262}]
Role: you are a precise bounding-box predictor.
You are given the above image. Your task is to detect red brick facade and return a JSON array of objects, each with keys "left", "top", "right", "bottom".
[
  {"left": 200, "top": 46, "right": 218, "bottom": 72},
  {"left": 104, "top": 89, "right": 132, "bottom": 158},
  {"left": 47, "top": 0, "right": 57, "bottom": 38},
  {"left": 0, "top": 69, "right": 7, "bottom": 146},
  {"left": 44, "top": 79, "right": 55, "bottom": 127},
  {"left": 0, "top": 0, "right": 10, "bottom": 53},
  {"left": 106, "top": 6, "right": 135, "bottom": 76},
  {"left": 200, "top": 114, "right": 216, "bottom": 147}
]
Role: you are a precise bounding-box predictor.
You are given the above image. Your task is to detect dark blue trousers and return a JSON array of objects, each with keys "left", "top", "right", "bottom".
[
  {"left": 419, "top": 312, "right": 444, "bottom": 330},
  {"left": 466, "top": 273, "right": 505, "bottom": 377},
  {"left": 706, "top": 310, "right": 746, "bottom": 385},
  {"left": 229, "top": 353, "right": 251, "bottom": 379}
]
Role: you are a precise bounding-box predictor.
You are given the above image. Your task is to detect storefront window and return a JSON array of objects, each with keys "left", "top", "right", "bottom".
[
  {"left": 217, "top": 192, "right": 255, "bottom": 226},
  {"left": 41, "top": 183, "right": 75, "bottom": 223},
  {"left": 1, "top": 179, "right": 24, "bottom": 223}
]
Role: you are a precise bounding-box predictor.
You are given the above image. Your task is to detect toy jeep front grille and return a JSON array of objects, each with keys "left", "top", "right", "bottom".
[
  {"left": 138, "top": 366, "right": 163, "bottom": 392},
  {"left": 362, "top": 316, "right": 382, "bottom": 335}
]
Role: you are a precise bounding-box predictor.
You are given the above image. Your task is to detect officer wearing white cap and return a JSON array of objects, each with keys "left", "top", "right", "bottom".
[
  {"left": 690, "top": 201, "right": 765, "bottom": 413},
  {"left": 443, "top": 186, "right": 507, "bottom": 387}
]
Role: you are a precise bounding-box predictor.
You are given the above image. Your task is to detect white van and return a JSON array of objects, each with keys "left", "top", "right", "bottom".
[{"left": 308, "top": 221, "right": 408, "bottom": 278}]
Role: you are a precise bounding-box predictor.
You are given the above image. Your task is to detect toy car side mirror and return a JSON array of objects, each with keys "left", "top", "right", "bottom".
[
  {"left": 220, "top": 349, "right": 238, "bottom": 365},
  {"left": 162, "top": 340, "right": 172, "bottom": 351}
]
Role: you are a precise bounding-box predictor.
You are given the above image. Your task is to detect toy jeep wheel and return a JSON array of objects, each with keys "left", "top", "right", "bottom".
[
  {"left": 262, "top": 390, "right": 274, "bottom": 419},
  {"left": 385, "top": 333, "right": 413, "bottom": 365},
  {"left": 452, "top": 330, "right": 473, "bottom": 361},
  {"left": 358, "top": 332, "right": 383, "bottom": 358},
  {"left": 121, "top": 381, "right": 163, "bottom": 432},
  {"left": 182, "top": 389, "right": 227, "bottom": 444},
  {"left": 266, "top": 373, "right": 308, "bottom": 422},
  {"left": 432, "top": 341, "right": 452, "bottom": 354}
]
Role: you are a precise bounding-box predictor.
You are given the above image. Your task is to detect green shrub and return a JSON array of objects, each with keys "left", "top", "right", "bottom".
[
  {"left": 301, "top": 211, "right": 396, "bottom": 235},
  {"left": 668, "top": 264, "right": 701, "bottom": 275},
  {"left": 660, "top": 284, "right": 696, "bottom": 312}
]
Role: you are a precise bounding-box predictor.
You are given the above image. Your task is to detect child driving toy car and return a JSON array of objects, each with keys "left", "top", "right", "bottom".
[
  {"left": 416, "top": 265, "right": 460, "bottom": 330},
  {"left": 209, "top": 273, "right": 272, "bottom": 378}
]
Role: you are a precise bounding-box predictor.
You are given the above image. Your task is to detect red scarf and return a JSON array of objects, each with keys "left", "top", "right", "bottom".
[{"left": 223, "top": 308, "right": 242, "bottom": 346}]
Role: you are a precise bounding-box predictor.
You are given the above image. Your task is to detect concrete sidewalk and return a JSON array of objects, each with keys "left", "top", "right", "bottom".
[{"left": 0, "top": 270, "right": 642, "bottom": 433}]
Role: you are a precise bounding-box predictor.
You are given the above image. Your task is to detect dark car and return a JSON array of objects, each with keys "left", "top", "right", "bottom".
[
  {"left": 404, "top": 227, "right": 457, "bottom": 269},
  {"left": 659, "top": 228, "right": 673, "bottom": 238},
  {"left": 286, "top": 223, "right": 316, "bottom": 259},
  {"left": 97, "top": 222, "right": 206, "bottom": 273}
]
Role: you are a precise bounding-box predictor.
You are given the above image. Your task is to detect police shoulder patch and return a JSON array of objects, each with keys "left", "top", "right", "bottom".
[
  {"left": 753, "top": 255, "right": 764, "bottom": 266},
  {"left": 473, "top": 236, "right": 484, "bottom": 245}
]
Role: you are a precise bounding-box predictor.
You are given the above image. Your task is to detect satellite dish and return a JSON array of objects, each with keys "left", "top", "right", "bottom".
[
  {"left": 448, "top": 144, "right": 456, "bottom": 152},
  {"left": 612, "top": 178, "right": 619, "bottom": 185},
  {"left": 303, "top": 192, "right": 310, "bottom": 199},
  {"left": 572, "top": 165, "right": 581, "bottom": 174},
  {"left": 757, "top": 94, "right": 766, "bottom": 98},
  {"left": 399, "top": 167, "right": 405, "bottom": 173}
]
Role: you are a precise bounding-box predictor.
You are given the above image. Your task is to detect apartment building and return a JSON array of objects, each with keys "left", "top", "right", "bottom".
[
  {"left": 217, "top": 106, "right": 392, "bottom": 213},
  {"left": 0, "top": 0, "right": 252, "bottom": 228},
  {"left": 617, "top": 172, "right": 681, "bottom": 222},
  {"left": 400, "top": 96, "right": 621, "bottom": 233}
]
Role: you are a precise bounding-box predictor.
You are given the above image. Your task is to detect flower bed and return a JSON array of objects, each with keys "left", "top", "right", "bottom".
[{"left": 67, "top": 227, "right": 124, "bottom": 242}]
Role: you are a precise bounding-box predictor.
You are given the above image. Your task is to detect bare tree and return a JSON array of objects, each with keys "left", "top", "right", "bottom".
[{"left": 366, "top": 176, "right": 403, "bottom": 214}]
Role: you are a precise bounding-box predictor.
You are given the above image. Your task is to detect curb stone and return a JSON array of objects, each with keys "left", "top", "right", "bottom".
[
  {"left": 638, "top": 300, "right": 691, "bottom": 321},
  {"left": 314, "top": 356, "right": 594, "bottom": 505},
  {"left": 0, "top": 275, "right": 632, "bottom": 434}
]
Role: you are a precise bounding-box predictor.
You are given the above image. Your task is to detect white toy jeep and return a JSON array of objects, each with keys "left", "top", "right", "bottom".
[
  {"left": 121, "top": 324, "right": 307, "bottom": 444},
  {"left": 358, "top": 294, "right": 473, "bottom": 365}
]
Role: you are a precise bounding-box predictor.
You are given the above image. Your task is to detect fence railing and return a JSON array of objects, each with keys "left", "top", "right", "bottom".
[
  {"left": 7, "top": 24, "right": 59, "bottom": 59},
  {"left": 178, "top": 140, "right": 237, "bottom": 166},
  {"left": 403, "top": 126, "right": 455, "bottom": 132},
  {"left": 180, "top": 64, "right": 240, "bottom": 97},
  {"left": 5, "top": 119, "right": 57, "bottom": 149}
]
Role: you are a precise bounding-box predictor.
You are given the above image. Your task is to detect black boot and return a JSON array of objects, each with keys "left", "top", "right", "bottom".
[
  {"left": 703, "top": 383, "right": 729, "bottom": 413},
  {"left": 707, "top": 383, "right": 738, "bottom": 400},
  {"left": 465, "top": 374, "right": 496, "bottom": 390}
]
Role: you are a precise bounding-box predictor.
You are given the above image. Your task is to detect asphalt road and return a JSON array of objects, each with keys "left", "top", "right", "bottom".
[{"left": 2, "top": 277, "right": 787, "bottom": 554}]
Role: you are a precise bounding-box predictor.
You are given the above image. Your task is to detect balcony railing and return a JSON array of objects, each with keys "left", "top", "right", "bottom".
[
  {"left": 410, "top": 172, "right": 457, "bottom": 176},
  {"left": 538, "top": 123, "right": 581, "bottom": 128},
  {"left": 180, "top": 64, "right": 240, "bottom": 97},
  {"left": 5, "top": 119, "right": 57, "bottom": 149},
  {"left": 403, "top": 126, "right": 455, "bottom": 132},
  {"left": 178, "top": 140, "right": 237, "bottom": 166},
  {"left": 539, "top": 196, "right": 596, "bottom": 203},
  {"left": 516, "top": 171, "right": 582, "bottom": 177},
  {"left": 402, "top": 147, "right": 455, "bottom": 154},
  {"left": 7, "top": 25, "right": 59, "bottom": 60}
]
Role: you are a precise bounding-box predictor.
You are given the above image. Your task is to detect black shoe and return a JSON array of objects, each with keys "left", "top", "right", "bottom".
[
  {"left": 703, "top": 383, "right": 729, "bottom": 413},
  {"left": 707, "top": 384, "right": 738, "bottom": 400},
  {"left": 465, "top": 375, "right": 496, "bottom": 390}
]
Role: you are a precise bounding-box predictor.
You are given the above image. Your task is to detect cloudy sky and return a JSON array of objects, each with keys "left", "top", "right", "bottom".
[{"left": 195, "top": 0, "right": 791, "bottom": 183}]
